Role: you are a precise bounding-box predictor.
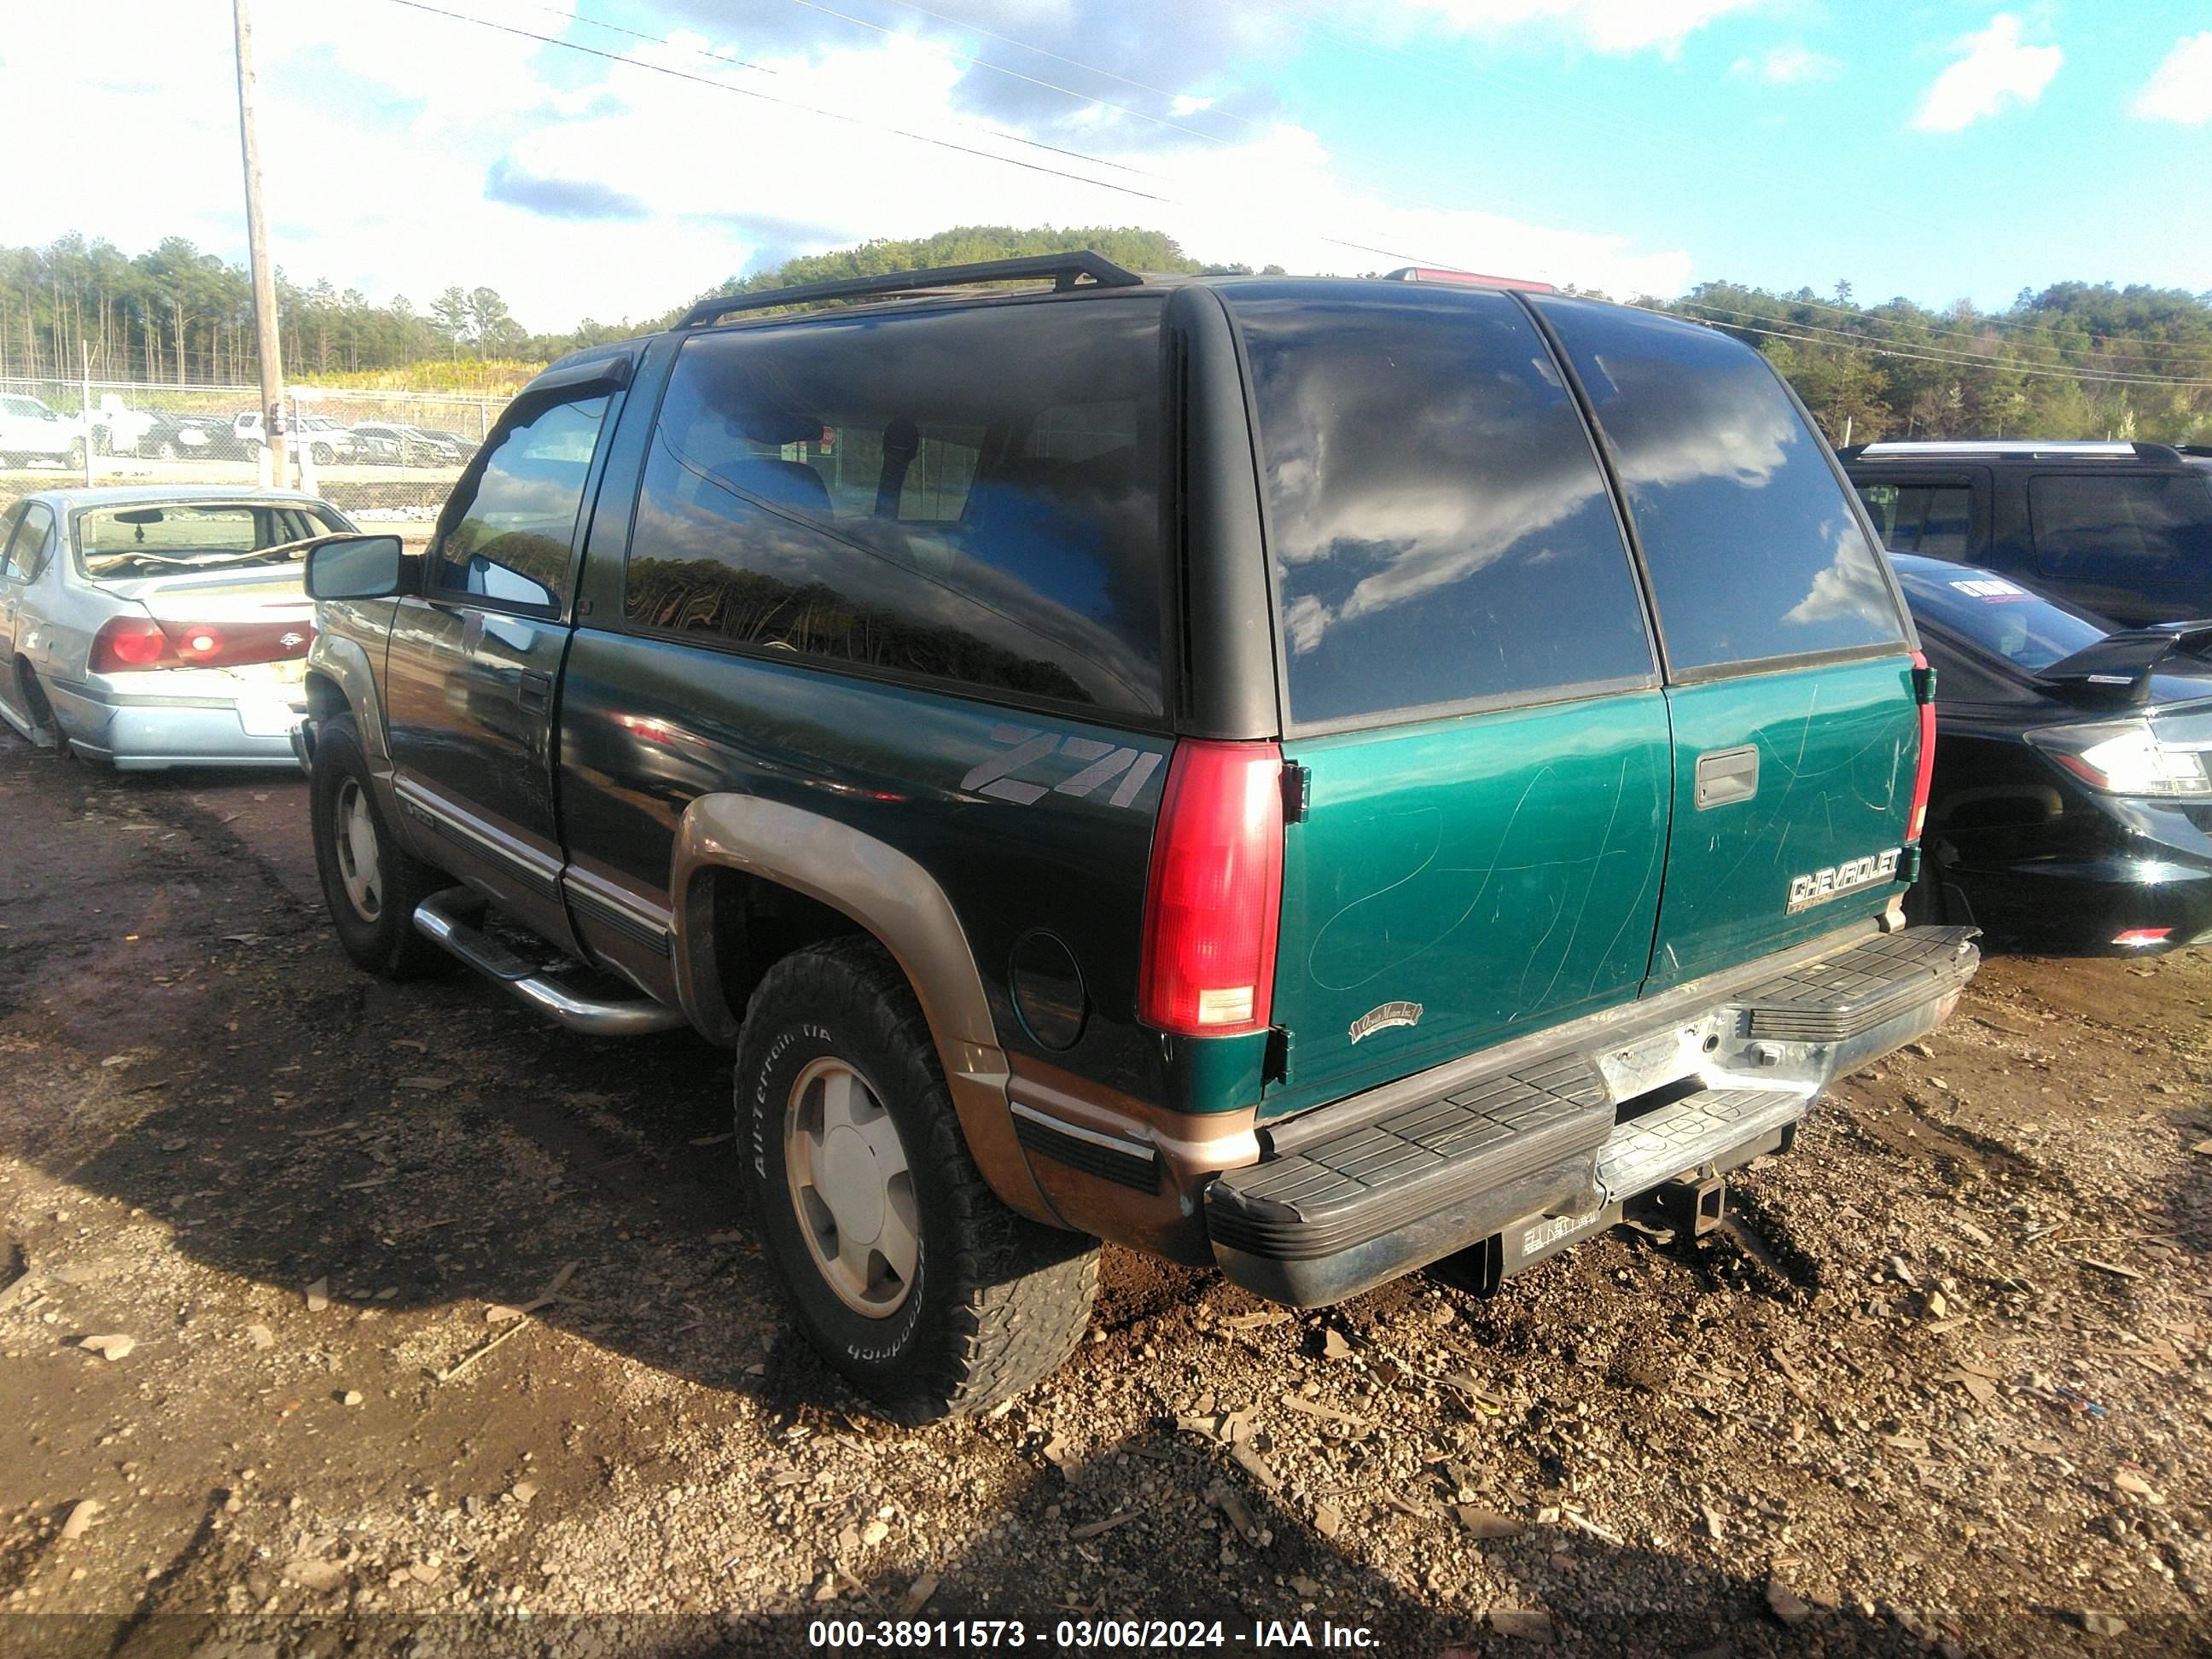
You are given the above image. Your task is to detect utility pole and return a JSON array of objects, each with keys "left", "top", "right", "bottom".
[{"left": 231, "top": 0, "right": 287, "bottom": 485}]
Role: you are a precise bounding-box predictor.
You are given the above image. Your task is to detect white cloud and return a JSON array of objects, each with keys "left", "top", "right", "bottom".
[
  {"left": 2132, "top": 32, "right": 2212, "bottom": 125},
  {"left": 1169, "top": 93, "right": 1218, "bottom": 116},
  {"left": 1394, "top": 0, "right": 1766, "bottom": 55},
  {"left": 1730, "top": 44, "right": 1842, "bottom": 85},
  {"left": 0, "top": 0, "right": 1692, "bottom": 332},
  {"left": 1911, "top": 13, "right": 2062, "bottom": 133}
]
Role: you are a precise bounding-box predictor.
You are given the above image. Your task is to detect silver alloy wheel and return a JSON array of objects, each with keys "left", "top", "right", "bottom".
[
  {"left": 783, "top": 1056, "right": 919, "bottom": 1318},
  {"left": 333, "top": 777, "right": 383, "bottom": 922}
]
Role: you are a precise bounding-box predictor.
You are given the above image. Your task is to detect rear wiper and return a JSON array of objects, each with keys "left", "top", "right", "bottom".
[{"left": 2037, "top": 620, "right": 2212, "bottom": 705}]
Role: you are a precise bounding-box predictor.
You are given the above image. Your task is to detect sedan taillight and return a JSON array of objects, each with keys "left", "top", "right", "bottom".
[{"left": 90, "top": 615, "right": 315, "bottom": 673}]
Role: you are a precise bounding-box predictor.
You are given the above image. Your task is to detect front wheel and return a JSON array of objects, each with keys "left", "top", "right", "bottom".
[
  {"left": 311, "top": 442, "right": 335, "bottom": 466},
  {"left": 736, "top": 937, "right": 1098, "bottom": 1422},
  {"left": 310, "top": 714, "right": 451, "bottom": 979},
  {"left": 155, "top": 439, "right": 180, "bottom": 462}
]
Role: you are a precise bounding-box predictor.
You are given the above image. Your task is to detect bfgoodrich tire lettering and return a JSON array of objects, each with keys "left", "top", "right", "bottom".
[
  {"left": 310, "top": 713, "right": 451, "bottom": 980},
  {"left": 736, "top": 936, "right": 1099, "bottom": 1422}
]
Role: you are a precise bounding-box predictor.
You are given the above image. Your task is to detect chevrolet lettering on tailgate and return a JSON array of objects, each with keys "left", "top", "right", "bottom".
[{"left": 1787, "top": 848, "right": 1902, "bottom": 914}]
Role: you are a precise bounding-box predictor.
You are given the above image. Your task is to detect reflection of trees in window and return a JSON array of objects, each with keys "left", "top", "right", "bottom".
[{"left": 624, "top": 555, "right": 1089, "bottom": 705}]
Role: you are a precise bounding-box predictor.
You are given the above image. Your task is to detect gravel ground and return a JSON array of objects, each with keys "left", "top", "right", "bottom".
[{"left": 1, "top": 730, "right": 2208, "bottom": 1657}]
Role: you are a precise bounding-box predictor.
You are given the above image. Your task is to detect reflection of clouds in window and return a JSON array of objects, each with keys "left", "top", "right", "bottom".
[
  {"left": 1233, "top": 285, "right": 1654, "bottom": 721},
  {"left": 1587, "top": 352, "right": 1797, "bottom": 492},
  {"left": 1783, "top": 524, "right": 1895, "bottom": 632}
]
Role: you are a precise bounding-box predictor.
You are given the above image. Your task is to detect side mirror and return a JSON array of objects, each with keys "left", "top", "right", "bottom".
[{"left": 305, "top": 534, "right": 414, "bottom": 602}]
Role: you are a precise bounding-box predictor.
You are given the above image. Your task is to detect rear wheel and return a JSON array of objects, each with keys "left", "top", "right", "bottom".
[
  {"left": 15, "top": 661, "right": 64, "bottom": 757},
  {"left": 311, "top": 442, "right": 335, "bottom": 466},
  {"left": 154, "top": 439, "right": 180, "bottom": 462},
  {"left": 63, "top": 439, "right": 84, "bottom": 470},
  {"left": 736, "top": 937, "right": 1098, "bottom": 1422},
  {"left": 311, "top": 713, "right": 451, "bottom": 979}
]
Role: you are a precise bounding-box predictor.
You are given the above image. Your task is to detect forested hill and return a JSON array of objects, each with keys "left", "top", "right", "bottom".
[{"left": 4, "top": 226, "right": 2208, "bottom": 443}]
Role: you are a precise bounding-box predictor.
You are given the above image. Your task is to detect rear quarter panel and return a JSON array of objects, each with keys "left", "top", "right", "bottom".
[{"left": 556, "top": 630, "right": 1172, "bottom": 1095}]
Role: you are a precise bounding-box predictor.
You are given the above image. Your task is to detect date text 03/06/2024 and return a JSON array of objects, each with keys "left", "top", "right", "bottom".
[{"left": 806, "top": 1618, "right": 1380, "bottom": 1649}]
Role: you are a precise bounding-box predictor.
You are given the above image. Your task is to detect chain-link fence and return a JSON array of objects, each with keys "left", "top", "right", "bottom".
[{"left": 0, "top": 377, "right": 512, "bottom": 537}]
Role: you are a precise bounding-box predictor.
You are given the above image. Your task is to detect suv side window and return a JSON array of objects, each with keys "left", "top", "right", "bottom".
[
  {"left": 4, "top": 503, "right": 54, "bottom": 580},
  {"left": 624, "top": 297, "right": 1167, "bottom": 717},
  {"left": 1857, "top": 480, "right": 1971, "bottom": 559},
  {"left": 1534, "top": 297, "right": 1906, "bottom": 672},
  {"left": 428, "top": 395, "right": 608, "bottom": 612},
  {"left": 1226, "top": 282, "right": 1655, "bottom": 727},
  {"left": 2030, "top": 472, "right": 2212, "bottom": 581}
]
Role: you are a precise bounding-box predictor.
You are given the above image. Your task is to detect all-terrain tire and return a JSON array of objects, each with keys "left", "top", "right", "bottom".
[
  {"left": 310, "top": 713, "right": 452, "bottom": 979},
  {"left": 736, "top": 936, "right": 1098, "bottom": 1422}
]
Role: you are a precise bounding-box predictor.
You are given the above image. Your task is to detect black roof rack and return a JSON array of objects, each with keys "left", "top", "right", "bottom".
[{"left": 679, "top": 252, "right": 1145, "bottom": 330}]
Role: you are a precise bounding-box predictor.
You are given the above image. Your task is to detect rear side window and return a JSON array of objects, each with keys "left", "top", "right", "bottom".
[
  {"left": 2030, "top": 472, "right": 2212, "bottom": 579},
  {"left": 624, "top": 297, "right": 1166, "bottom": 717},
  {"left": 1857, "top": 480, "right": 1971, "bottom": 559},
  {"left": 1534, "top": 298, "right": 1906, "bottom": 672},
  {"left": 429, "top": 395, "right": 608, "bottom": 611},
  {"left": 4, "top": 503, "right": 53, "bottom": 580},
  {"left": 1228, "top": 282, "right": 1655, "bottom": 727}
]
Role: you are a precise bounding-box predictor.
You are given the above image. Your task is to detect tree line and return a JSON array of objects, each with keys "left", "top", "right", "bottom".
[{"left": 5, "top": 226, "right": 2209, "bottom": 444}]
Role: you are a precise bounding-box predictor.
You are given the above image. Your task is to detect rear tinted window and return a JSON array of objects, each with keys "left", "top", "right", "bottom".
[
  {"left": 625, "top": 297, "right": 1165, "bottom": 717},
  {"left": 2030, "top": 472, "right": 2212, "bottom": 579},
  {"left": 1534, "top": 298, "right": 1905, "bottom": 672},
  {"left": 1228, "top": 282, "right": 1655, "bottom": 727}
]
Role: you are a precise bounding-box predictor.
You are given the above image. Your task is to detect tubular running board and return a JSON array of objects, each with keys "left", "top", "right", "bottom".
[{"left": 413, "top": 891, "right": 686, "bottom": 1037}]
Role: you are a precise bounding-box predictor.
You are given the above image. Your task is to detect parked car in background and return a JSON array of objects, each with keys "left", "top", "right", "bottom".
[
  {"left": 235, "top": 411, "right": 365, "bottom": 467},
  {"left": 349, "top": 422, "right": 460, "bottom": 466},
  {"left": 0, "top": 486, "right": 350, "bottom": 769},
  {"left": 1892, "top": 550, "right": 2212, "bottom": 952},
  {"left": 349, "top": 427, "right": 405, "bottom": 467},
  {"left": 85, "top": 397, "right": 160, "bottom": 457},
  {"left": 0, "top": 395, "right": 87, "bottom": 469},
  {"left": 292, "top": 253, "right": 1976, "bottom": 1421},
  {"left": 1842, "top": 439, "right": 2212, "bottom": 627},
  {"left": 420, "top": 428, "right": 480, "bottom": 462},
  {"left": 170, "top": 415, "right": 244, "bottom": 460}
]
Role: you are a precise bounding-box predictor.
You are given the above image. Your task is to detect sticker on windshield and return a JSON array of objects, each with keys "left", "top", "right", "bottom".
[{"left": 1949, "top": 577, "right": 2031, "bottom": 602}]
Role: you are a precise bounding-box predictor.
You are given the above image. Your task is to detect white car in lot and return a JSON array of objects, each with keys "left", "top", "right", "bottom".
[
  {"left": 234, "top": 411, "right": 365, "bottom": 467},
  {"left": 0, "top": 486, "right": 352, "bottom": 769},
  {"left": 0, "top": 395, "right": 87, "bottom": 469}
]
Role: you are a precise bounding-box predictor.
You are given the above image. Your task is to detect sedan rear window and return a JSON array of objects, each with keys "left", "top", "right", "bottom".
[
  {"left": 76, "top": 503, "right": 346, "bottom": 582},
  {"left": 1534, "top": 297, "right": 1906, "bottom": 673},
  {"left": 1889, "top": 556, "right": 2104, "bottom": 673}
]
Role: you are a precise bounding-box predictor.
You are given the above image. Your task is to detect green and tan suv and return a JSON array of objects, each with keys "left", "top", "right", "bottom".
[{"left": 291, "top": 253, "right": 1977, "bottom": 1421}]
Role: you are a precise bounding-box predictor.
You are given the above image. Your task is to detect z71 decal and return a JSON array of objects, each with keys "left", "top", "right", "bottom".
[
  {"left": 1786, "top": 848, "right": 1901, "bottom": 913},
  {"left": 960, "top": 725, "right": 1165, "bottom": 810}
]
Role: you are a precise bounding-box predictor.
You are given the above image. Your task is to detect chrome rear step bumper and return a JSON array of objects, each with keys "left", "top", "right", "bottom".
[
  {"left": 414, "top": 891, "right": 687, "bottom": 1037},
  {"left": 1206, "top": 923, "right": 1977, "bottom": 1307}
]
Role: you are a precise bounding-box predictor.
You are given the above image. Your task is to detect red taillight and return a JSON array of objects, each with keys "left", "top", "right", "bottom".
[
  {"left": 90, "top": 617, "right": 170, "bottom": 672},
  {"left": 90, "top": 615, "right": 313, "bottom": 674},
  {"left": 2113, "top": 928, "right": 2172, "bottom": 947},
  {"left": 1138, "top": 741, "right": 1286, "bottom": 1038},
  {"left": 1908, "top": 650, "right": 1936, "bottom": 841}
]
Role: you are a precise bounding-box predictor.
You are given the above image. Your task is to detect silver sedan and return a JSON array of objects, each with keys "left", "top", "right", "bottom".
[{"left": 0, "top": 486, "right": 355, "bottom": 770}]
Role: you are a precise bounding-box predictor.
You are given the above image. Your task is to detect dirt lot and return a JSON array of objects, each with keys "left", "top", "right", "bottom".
[{"left": 2, "top": 731, "right": 2208, "bottom": 1658}]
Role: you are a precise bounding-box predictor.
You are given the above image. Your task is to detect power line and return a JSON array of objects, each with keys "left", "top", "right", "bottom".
[
  {"left": 1673, "top": 300, "right": 2212, "bottom": 387},
  {"left": 376, "top": 0, "right": 1177, "bottom": 203},
  {"left": 369, "top": 0, "right": 1446, "bottom": 269},
  {"left": 1680, "top": 287, "right": 2212, "bottom": 373},
  {"left": 1662, "top": 310, "right": 2212, "bottom": 389}
]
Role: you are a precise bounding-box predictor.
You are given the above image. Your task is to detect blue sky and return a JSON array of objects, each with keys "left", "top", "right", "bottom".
[{"left": 5, "top": 1, "right": 2209, "bottom": 329}]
